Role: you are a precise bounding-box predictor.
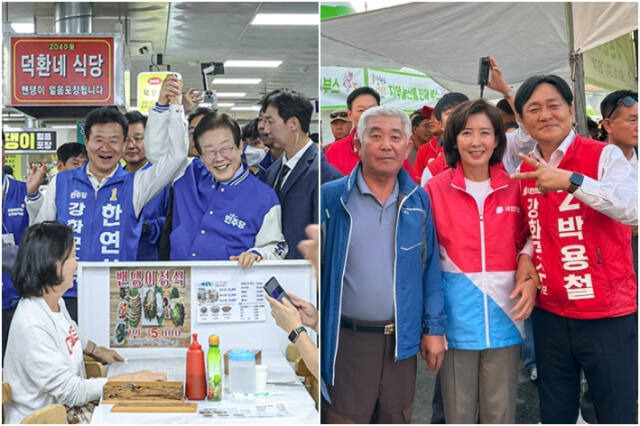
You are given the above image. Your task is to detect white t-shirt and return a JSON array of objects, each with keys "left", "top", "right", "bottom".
[
  {"left": 464, "top": 178, "right": 492, "bottom": 215},
  {"left": 51, "top": 310, "right": 84, "bottom": 377}
]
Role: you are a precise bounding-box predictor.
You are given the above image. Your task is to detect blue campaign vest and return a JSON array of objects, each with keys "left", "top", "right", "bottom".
[
  {"left": 55, "top": 164, "right": 142, "bottom": 297},
  {"left": 2, "top": 175, "right": 29, "bottom": 309},
  {"left": 170, "top": 159, "right": 280, "bottom": 260},
  {"left": 133, "top": 162, "right": 170, "bottom": 260}
]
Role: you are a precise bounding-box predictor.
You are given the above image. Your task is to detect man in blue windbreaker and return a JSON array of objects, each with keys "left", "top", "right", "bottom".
[{"left": 321, "top": 106, "right": 446, "bottom": 424}]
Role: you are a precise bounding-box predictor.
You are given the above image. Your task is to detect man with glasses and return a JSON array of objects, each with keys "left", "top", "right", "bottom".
[
  {"left": 511, "top": 75, "right": 637, "bottom": 423},
  {"left": 159, "top": 109, "right": 287, "bottom": 266},
  {"left": 328, "top": 110, "right": 352, "bottom": 145},
  {"left": 601, "top": 90, "right": 638, "bottom": 276},
  {"left": 25, "top": 75, "right": 189, "bottom": 321}
]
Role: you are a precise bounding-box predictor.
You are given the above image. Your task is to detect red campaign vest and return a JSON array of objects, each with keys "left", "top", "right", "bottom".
[{"left": 520, "top": 135, "right": 636, "bottom": 319}]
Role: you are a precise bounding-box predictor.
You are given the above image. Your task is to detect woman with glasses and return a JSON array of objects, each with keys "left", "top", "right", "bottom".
[{"left": 150, "top": 108, "right": 287, "bottom": 266}]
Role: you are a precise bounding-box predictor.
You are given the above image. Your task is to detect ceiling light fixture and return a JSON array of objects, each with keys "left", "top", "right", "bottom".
[
  {"left": 215, "top": 92, "right": 247, "bottom": 98},
  {"left": 224, "top": 60, "right": 282, "bottom": 68},
  {"left": 11, "top": 23, "right": 34, "bottom": 33},
  {"left": 251, "top": 14, "right": 318, "bottom": 26},
  {"left": 231, "top": 106, "right": 261, "bottom": 111},
  {"left": 212, "top": 78, "right": 262, "bottom": 85},
  {"left": 217, "top": 103, "right": 235, "bottom": 108}
]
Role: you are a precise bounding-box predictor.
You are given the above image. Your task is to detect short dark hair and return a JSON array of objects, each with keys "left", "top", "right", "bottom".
[
  {"left": 434, "top": 92, "right": 469, "bottom": 121},
  {"left": 56, "top": 143, "right": 87, "bottom": 164},
  {"left": 193, "top": 112, "right": 242, "bottom": 154},
  {"left": 600, "top": 90, "right": 638, "bottom": 120},
  {"left": 443, "top": 99, "right": 507, "bottom": 168},
  {"left": 84, "top": 107, "right": 128, "bottom": 140},
  {"left": 412, "top": 114, "right": 429, "bottom": 128},
  {"left": 3, "top": 165, "right": 13, "bottom": 176},
  {"left": 124, "top": 110, "right": 148, "bottom": 128},
  {"left": 496, "top": 99, "right": 514, "bottom": 115},
  {"left": 346, "top": 86, "right": 381, "bottom": 111},
  {"left": 242, "top": 118, "right": 260, "bottom": 140},
  {"left": 188, "top": 107, "right": 213, "bottom": 125},
  {"left": 260, "top": 89, "right": 313, "bottom": 133},
  {"left": 13, "top": 221, "right": 75, "bottom": 298},
  {"left": 505, "top": 121, "right": 519, "bottom": 131},
  {"left": 514, "top": 75, "right": 573, "bottom": 116}
]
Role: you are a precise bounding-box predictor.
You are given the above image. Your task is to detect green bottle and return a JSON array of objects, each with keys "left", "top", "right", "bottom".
[{"left": 207, "top": 334, "right": 222, "bottom": 401}]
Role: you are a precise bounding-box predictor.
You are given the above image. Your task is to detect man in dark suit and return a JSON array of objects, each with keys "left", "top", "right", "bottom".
[{"left": 261, "top": 89, "right": 341, "bottom": 259}]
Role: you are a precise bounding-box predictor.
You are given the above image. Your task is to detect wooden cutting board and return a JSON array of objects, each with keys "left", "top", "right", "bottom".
[
  {"left": 102, "top": 381, "right": 184, "bottom": 404},
  {"left": 111, "top": 402, "right": 197, "bottom": 413}
]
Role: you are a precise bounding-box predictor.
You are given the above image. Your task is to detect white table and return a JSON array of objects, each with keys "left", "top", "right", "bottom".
[{"left": 90, "top": 350, "right": 317, "bottom": 424}]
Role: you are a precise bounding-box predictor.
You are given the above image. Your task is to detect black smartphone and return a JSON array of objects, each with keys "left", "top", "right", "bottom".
[
  {"left": 477, "top": 57, "right": 490, "bottom": 86},
  {"left": 263, "top": 276, "right": 295, "bottom": 305}
]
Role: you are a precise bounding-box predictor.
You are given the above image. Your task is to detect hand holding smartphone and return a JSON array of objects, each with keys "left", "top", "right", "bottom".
[{"left": 263, "top": 276, "right": 295, "bottom": 306}]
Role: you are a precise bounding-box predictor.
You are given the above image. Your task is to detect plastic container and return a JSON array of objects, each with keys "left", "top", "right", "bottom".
[
  {"left": 207, "top": 335, "right": 222, "bottom": 401},
  {"left": 185, "top": 333, "right": 207, "bottom": 400},
  {"left": 255, "top": 364, "right": 268, "bottom": 392},
  {"left": 228, "top": 350, "right": 256, "bottom": 394}
]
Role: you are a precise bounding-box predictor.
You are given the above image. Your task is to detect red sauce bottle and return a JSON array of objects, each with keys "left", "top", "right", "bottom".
[{"left": 185, "top": 333, "right": 207, "bottom": 400}]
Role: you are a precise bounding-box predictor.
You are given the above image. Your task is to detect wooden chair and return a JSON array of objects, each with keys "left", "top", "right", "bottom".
[
  {"left": 287, "top": 344, "right": 319, "bottom": 409},
  {"left": 84, "top": 360, "right": 106, "bottom": 378},
  {"left": 2, "top": 381, "right": 11, "bottom": 404},
  {"left": 3, "top": 381, "right": 11, "bottom": 423},
  {"left": 20, "top": 404, "right": 66, "bottom": 424}
]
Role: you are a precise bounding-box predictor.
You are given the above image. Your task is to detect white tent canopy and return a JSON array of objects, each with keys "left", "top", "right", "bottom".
[{"left": 321, "top": 2, "right": 637, "bottom": 98}]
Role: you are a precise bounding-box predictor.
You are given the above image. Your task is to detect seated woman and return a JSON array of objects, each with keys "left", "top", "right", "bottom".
[
  {"left": 3, "top": 222, "right": 124, "bottom": 424},
  {"left": 424, "top": 99, "right": 538, "bottom": 423},
  {"left": 167, "top": 111, "right": 287, "bottom": 265}
]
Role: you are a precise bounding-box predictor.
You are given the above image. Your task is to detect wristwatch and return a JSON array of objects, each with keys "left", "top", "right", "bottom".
[
  {"left": 568, "top": 172, "right": 584, "bottom": 194},
  {"left": 288, "top": 326, "right": 307, "bottom": 343}
]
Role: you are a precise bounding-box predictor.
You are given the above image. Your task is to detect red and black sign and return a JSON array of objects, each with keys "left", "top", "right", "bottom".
[{"left": 11, "top": 36, "right": 114, "bottom": 106}]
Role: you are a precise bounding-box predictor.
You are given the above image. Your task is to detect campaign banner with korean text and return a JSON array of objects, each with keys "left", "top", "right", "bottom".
[
  {"left": 320, "top": 66, "right": 446, "bottom": 111},
  {"left": 10, "top": 35, "right": 114, "bottom": 105},
  {"left": 110, "top": 266, "right": 191, "bottom": 348},
  {"left": 3, "top": 130, "right": 57, "bottom": 153},
  {"left": 137, "top": 72, "right": 170, "bottom": 114}
]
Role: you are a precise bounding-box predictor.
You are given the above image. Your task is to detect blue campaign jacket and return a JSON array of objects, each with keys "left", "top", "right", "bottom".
[
  {"left": 55, "top": 163, "right": 142, "bottom": 297},
  {"left": 2, "top": 175, "right": 29, "bottom": 309},
  {"left": 134, "top": 162, "right": 170, "bottom": 260},
  {"left": 320, "top": 165, "right": 446, "bottom": 388},
  {"left": 170, "top": 159, "right": 281, "bottom": 260}
]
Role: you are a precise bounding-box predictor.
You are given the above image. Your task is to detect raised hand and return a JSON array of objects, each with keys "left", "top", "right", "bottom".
[
  {"left": 26, "top": 162, "right": 47, "bottom": 195},
  {"left": 511, "top": 153, "right": 572, "bottom": 193}
]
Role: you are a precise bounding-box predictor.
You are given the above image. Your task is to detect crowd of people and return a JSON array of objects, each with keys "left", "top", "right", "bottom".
[
  {"left": 320, "top": 56, "right": 637, "bottom": 424},
  {"left": 1, "top": 75, "right": 334, "bottom": 422},
  {"left": 2, "top": 55, "right": 637, "bottom": 424}
]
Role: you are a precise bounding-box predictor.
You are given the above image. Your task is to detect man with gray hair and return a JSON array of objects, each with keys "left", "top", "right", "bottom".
[{"left": 321, "top": 106, "right": 446, "bottom": 423}]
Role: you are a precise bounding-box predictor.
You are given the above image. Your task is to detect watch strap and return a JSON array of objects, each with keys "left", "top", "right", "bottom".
[
  {"left": 568, "top": 172, "right": 584, "bottom": 194},
  {"left": 288, "top": 326, "right": 307, "bottom": 343}
]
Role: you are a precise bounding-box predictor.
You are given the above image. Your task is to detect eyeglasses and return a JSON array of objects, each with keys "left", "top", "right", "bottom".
[
  {"left": 330, "top": 111, "right": 348, "bottom": 119},
  {"left": 605, "top": 95, "right": 637, "bottom": 119},
  {"left": 201, "top": 145, "right": 235, "bottom": 159}
]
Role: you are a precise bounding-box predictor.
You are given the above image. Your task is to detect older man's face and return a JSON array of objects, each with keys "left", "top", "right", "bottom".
[{"left": 360, "top": 115, "right": 410, "bottom": 178}]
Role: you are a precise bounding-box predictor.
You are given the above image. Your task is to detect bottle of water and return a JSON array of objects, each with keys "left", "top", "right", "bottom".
[{"left": 207, "top": 335, "right": 222, "bottom": 401}]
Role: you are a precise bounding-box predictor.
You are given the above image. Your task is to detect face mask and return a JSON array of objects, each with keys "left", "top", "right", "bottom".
[{"left": 244, "top": 145, "right": 267, "bottom": 166}]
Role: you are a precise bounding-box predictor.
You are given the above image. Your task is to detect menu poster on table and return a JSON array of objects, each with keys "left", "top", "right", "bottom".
[
  {"left": 196, "top": 280, "right": 266, "bottom": 323},
  {"left": 109, "top": 266, "right": 191, "bottom": 348}
]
